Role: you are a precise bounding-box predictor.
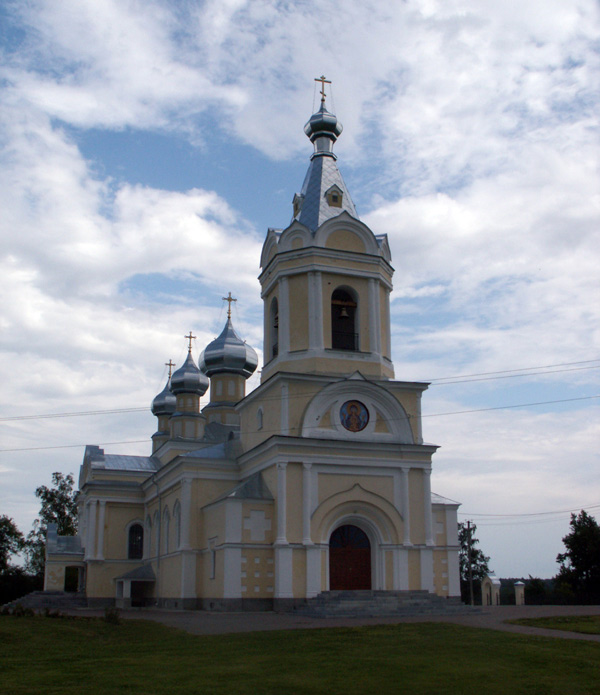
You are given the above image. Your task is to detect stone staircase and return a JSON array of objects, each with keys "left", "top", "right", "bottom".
[
  {"left": 293, "top": 590, "right": 472, "bottom": 618},
  {"left": 3, "top": 591, "right": 88, "bottom": 611}
]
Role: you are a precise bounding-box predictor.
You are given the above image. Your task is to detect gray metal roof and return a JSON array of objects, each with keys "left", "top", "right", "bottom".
[
  {"left": 170, "top": 350, "right": 209, "bottom": 396},
  {"left": 293, "top": 99, "right": 358, "bottom": 232},
  {"left": 199, "top": 318, "right": 258, "bottom": 379},
  {"left": 294, "top": 155, "right": 357, "bottom": 231},
  {"left": 431, "top": 492, "right": 461, "bottom": 506},
  {"left": 115, "top": 564, "right": 156, "bottom": 581},
  {"left": 215, "top": 472, "right": 274, "bottom": 503},
  {"left": 96, "top": 454, "right": 159, "bottom": 472},
  {"left": 151, "top": 377, "right": 177, "bottom": 416}
]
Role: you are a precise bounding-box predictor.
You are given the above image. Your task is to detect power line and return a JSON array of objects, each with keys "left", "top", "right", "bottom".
[
  {"left": 2, "top": 359, "right": 599, "bottom": 423},
  {"left": 1, "top": 394, "right": 598, "bottom": 453},
  {"left": 0, "top": 440, "right": 148, "bottom": 453},
  {"left": 459, "top": 503, "right": 600, "bottom": 518}
]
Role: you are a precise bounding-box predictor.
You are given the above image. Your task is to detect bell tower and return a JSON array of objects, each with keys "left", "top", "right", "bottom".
[{"left": 259, "top": 79, "right": 395, "bottom": 382}]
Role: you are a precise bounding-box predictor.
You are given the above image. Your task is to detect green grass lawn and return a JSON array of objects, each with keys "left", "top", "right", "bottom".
[
  {"left": 510, "top": 615, "right": 600, "bottom": 636},
  {"left": 1, "top": 615, "right": 599, "bottom": 695}
]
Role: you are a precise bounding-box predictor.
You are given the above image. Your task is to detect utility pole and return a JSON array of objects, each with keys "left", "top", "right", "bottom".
[{"left": 467, "top": 520, "right": 474, "bottom": 606}]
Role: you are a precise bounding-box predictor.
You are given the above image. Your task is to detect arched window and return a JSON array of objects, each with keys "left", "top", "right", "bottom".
[
  {"left": 331, "top": 288, "right": 358, "bottom": 350},
  {"left": 257, "top": 407, "right": 263, "bottom": 430},
  {"left": 128, "top": 523, "right": 144, "bottom": 560},
  {"left": 270, "top": 298, "right": 279, "bottom": 358}
]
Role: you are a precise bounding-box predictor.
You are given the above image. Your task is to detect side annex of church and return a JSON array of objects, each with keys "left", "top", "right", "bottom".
[{"left": 44, "top": 87, "right": 461, "bottom": 610}]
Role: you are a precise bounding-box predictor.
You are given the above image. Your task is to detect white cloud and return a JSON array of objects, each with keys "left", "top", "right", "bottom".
[{"left": 0, "top": 0, "right": 598, "bottom": 578}]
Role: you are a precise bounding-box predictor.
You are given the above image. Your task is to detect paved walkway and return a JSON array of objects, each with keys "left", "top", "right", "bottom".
[{"left": 74, "top": 604, "right": 600, "bottom": 642}]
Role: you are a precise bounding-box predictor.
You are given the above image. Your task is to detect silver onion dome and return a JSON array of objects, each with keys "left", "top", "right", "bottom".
[
  {"left": 170, "top": 351, "right": 209, "bottom": 395},
  {"left": 151, "top": 378, "right": 177, "bottom": 416},
  {"left": 199, "top": 318, "right": 258, "bottom": 379},
  {"left": 304, "top": 101, "right": 343, "bottom": 156}
]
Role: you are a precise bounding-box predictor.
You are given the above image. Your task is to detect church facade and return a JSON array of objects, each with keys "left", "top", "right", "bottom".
[{"left": 44, "top": 90, "right": 461, "bottom": 610}]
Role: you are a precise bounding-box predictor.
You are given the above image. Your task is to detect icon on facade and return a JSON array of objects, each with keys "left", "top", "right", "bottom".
[{"left": 340, "top": 400, "right": 369, "bottom": 432}]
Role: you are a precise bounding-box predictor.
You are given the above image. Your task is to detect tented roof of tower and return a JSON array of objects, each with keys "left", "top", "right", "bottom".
[{"left": 294, "top": 155, "right": 358, "bottom": 231}]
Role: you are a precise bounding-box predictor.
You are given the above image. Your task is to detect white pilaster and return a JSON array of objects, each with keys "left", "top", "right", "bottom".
[
  {"left": 308, "top": 271, "right": 323, "bottom": 350},
  {"left": 385, "top": 288, "right": 392, "bottom": 358},
  {"left": 275, "top": 462, "right": 287, "bottom": 544},
  {"left": 280, "top": 383, "right": 289, "bottom": 434},
  {"left": 302, "top": 463, "right": 312, "bottom": 544},
  {"left": 223, "top": 547, "right": 242, "bottom": 598},
  {"left": 86, "top": 500, "right": 97, "bottom": 560},
  {"left": 401, "top": 467, "right": 411, "bottom": 546},
  {"left": 423, "top": 469, "right": 434, "bottom": 546},
  {"left": 415, "top": 392, "right": 423, "bottom": 444},
  {"left": 368, "top": 278, "right": 381, "bottom": 355},
  {"left": 274, "top": 545, "right": 293, "bottom": 598},
  {"left": 179, "top": 478, "right": 192, "bottom": 550},
  {"left": 397, "top": 548, "right": 409, "bottom": 590},
  {"left": 96, "top": 501, "right": 106, "bottom": 560},
  {"left": 180, "top": 550, "right": 196, "bottom": 601},
  {"left": 225, "top": 499, "right": 242, "bottom": 544},
  {"left": 420, "top": 548, "right": 434, "bottom": 592},
  {"left": 279, "top": 276, "right": 290, "bottom": 354},
  {"left": 306, "top": 546, "right": 321, "bottom": 598}
]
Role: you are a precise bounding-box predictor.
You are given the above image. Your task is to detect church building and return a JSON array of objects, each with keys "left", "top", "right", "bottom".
[{"left": 44, "top": 83, "right": 461, "bottom": 610}]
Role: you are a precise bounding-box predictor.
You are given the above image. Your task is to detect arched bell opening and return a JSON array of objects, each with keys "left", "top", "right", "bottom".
[
  {"left": 331, "top": 287, "right": 358, "bottom": 351},
  {"left": 270, "top": 297, "right": 279, "bottom": 359}
]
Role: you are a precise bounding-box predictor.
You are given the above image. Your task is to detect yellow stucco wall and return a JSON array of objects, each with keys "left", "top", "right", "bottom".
[
  {"left": 324, "top": 229, "right": 366, "bottom": 254},
  {"left": 317, "top": 473, "right": 395, "bottom": 506},
  {"left": 241, "top": 548, "right": 275, "bottom": 598}
]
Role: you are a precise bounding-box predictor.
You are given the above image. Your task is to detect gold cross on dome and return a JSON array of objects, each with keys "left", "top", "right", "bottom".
[
  {"left": 315, "top": 75, "right": 331, "bottom": 103},
  {"left": 222, "top": 291, "right": 237, "bottom": 319},
  {"left": 185, "top": 332, "right": 196, "bottom": 352},
  {"left": 165, "top": 359, "right": 175, "bottom": 378}
]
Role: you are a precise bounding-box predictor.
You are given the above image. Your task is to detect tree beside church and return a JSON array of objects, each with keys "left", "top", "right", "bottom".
[{"left": 44, "top": 84, "right": 462, "bottom": 610}]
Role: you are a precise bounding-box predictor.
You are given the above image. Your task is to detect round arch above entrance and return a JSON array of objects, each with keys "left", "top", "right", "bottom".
[{"left": 329, "top": 524, "right": 371, "bottom": 590}]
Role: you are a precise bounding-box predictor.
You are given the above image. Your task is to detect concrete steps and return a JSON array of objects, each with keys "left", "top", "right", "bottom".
[
  {"left": 293, "top": 590, "right": 471, "bottom": 618},
  {"left": 3, "top": 591, "right": 88, "bottom": 611}
]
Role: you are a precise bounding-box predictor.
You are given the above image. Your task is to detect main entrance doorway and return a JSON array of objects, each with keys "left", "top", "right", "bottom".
[{"left": 329, "top": 524, "right": 371, "bottom": 590}]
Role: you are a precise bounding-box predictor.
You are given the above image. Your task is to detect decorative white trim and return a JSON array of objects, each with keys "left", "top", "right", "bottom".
[
  {"left": 278, "top": 276, "right": 290, "bottom": 355},
  {"left": 301, "top": 378, "right": 414, "bottom": 443},
  {"left": 97, "top": 501, "right": 106, "bottom": 560},
  {"left": 306, "top": 545, "right": 321, "bottom": 597},
  {"left": 275, "top": 462, "right": 287, "bottom": 544},
  {"left": 280, "top": 383, "right": 289, "bottom": 435},
  {"left": 274, "top": 545, "right": 293, "bottom": 598},
  {"left": 401, "top": 467, "right": 412, "bottom": 546},
  {"left": 368, "top": 278, "right": 381, "bottom": 355},
  {"left": 423, "top": 469, "right": 434, "bottom": 546},
  {"left": 223, "top": 547, "right": 242, "bottom": 598},
  {"left": 308, "top": 271, "right": 323, "bottom": 350},
  {"left": 420, "top": 548, "right": 434, "bottom": 591},
  {"left": 302, "top": 463, "right": 313, "bottom": 544}
]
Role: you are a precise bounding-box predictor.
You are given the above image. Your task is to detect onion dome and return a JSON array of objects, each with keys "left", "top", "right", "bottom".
[
  {"left": 151, "top": 378, "right": 177, "bottom": 416},
  {"left": 199, "top": 318, "right": 258, "bottom": 379},
  {"left": 304, "top": 100, "right": 343, "bottom": 154},
  {"left": 170, "top": 350, "right": 209, "bottom": 395}
]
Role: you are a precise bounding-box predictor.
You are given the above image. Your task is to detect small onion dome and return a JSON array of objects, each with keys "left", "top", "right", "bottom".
[
  {"left": 170, "top": 351, "right": 209, "bottom": 395},
  {"left": 199, "top": 318, "right": 258, "bottom": 379},
  {"left": 151, "top": 378, "right": 177, "bottom": 416},
  {"left": 304, "top": 101, "right": 343, "bottom": 147}
]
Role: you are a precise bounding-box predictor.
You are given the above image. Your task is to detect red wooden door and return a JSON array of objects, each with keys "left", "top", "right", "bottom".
[{"left": 329, "top": 525, "right": 371, "bottom": 590}]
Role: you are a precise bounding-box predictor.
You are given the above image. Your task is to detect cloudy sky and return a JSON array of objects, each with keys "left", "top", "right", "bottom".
[{"left": 1, "top": 0, "right": 598, "bottom": 578}]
